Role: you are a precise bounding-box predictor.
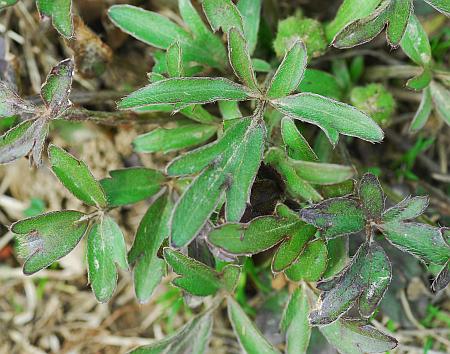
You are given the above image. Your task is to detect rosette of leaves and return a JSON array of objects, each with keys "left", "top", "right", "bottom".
[
  {"left": 0, "top": 0, "right": 74, "bottom": 38},
  {"left": 0, "top": 59, "right": 74, "bottom": 166},
  {"left": 328, "top": 0, "right": 449, "bottom": 48},
  {"left": 12, "top": 145, "right": 168, "bottom": 302},
  {"left": 111, "top": 0, "right": 384, "bottom": 250}
]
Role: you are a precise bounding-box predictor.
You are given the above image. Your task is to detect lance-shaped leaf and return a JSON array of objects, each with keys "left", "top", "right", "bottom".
[
  {"left": 227, "top": 297, "right": 281, "bottom": 354},
  {"left": 281, "top": 285, "right": 311, "bottom": 354},
  {"left": 40, "top": 58, "right": 74, "bottom": 117},
  {"left": 36, "top": 0, "right": 73, "bottom": 38},
  {"left": 0, "top": 0, "right": 18, "bottom": 9},
  {"left": 432, "top": 260, "right": 450, "bottom": 293},
  {"left": 358, "top": 173, "right": 384, "bottom": 221},
  {"left": 128, "top": 192, "right": 172, "bottom": 303},
  {"left": 49, "top": 145, "right": 108, "bottom": 208},
  {"left": 430, "top": 81, "right": 450, "bottom": 126},
  {"left": 271, "top": 93, "right": 384, "bottom": 146},
  {"left": 281, "top": 117, "right": 319, "bottom": 162},
  {"left": 423, "top": 0, "right": 450, "bottom": 16},
  {"left": 178, "top": 0, "right": 227, "bottom": 66},
  {"left": 266, "top": 40, "right": 307, "bottom": 99},
  {"left": 290, "top": 159, "right": 355, "bottom": 185},
  {"left": 237, "top": 0, "right": 261, "bottom": 54},
  {"left": 100, "top": 168, "right": 165, "bottom": 208},
  {"left": 385, "top": 0, "right": 412, "bottom": 46},
  {"left": 118, "top": 77, "right": 257, "bottom": 110},
  {"left": 272, "top": 222, "right": 316, "bottom": 273},
  {"left": 378, "top": 222, "right": 450, "bottom": 265},
  {"left": 168, "top": 117, "right": 265, "bottom": 247},
  {"left": 131, "top": 312, "right": 213, "bottom": 354},
  {"left": 284, "top": 239, "right": 328, "bottom": 282},
  {"left": 264, "top": 147, "right": 322, "bottom": 202},
  {"left": 201, "top": 0, "right": 244, "bottom": 33},
  {"left": 209, "top": 212, "right": 307, "bottom": 256},
  {"left": 0, "top": 119, "right": 48, "bottom": 165},
  {"left": 300, "top": 197, "right": 365, "bottom": 238},
  {"left": 87, "top": 216, "right": 128, "bottom": 303},
  {"left": 108, "top": 5, "right": 225, "bottom": 68},
  {"left": 410, "top": 86, "right": 432, "bottom": 132},
  {"left": 400, "top": 14, "right": 432, "bottom": 67},
  {"left": 320, "top": 319, "right": 398, "bottom": 354},
  {"left": 166, "top": 41, "right": 184, "bottom": 77},
  {"left": 164, "top": 248, "right": 240, "bottom": 296},
  {"left": 382, "top": 196, "right": 429, "bottom": 223},
  {"left": 0, "top": 82, "right": 36, "bottom": 118},
  {"left": 228, "top": 27, "right": 259, "bottom": 91},
  {"left": 12, "top": 211, "right": 89, "bottom": 275},
  {"left": 310, "top": 242, "right": 391, "bottom": 325},
  {"left": 133, "top": 123, "right": 217, "bottom": 154},
  {"left": 325, "top": 0, "right": 383, "bottom": 42}
]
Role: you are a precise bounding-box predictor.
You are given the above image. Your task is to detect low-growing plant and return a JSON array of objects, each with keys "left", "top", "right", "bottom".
[{"left": 2, "top": 0, "right": 450, "bottom": 353}]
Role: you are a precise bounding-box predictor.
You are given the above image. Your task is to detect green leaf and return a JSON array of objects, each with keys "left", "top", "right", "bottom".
[
  {"left": 166, "top": 42, "right": 184, "bottom": 77},
  {"left": 281, "top": 117, "right": 319, "bottom": 162},
  {"left": 227, "top": 27, "right": 259, "bottom": 91},
  {"left": 219, "top": 101, "right": 243, "bottom": 120},
  {"left": 382, "top": 196, "right": 429, "bottom": 223},
  {"left": 108, "top": 5, "right": 225, "bottom": 69},
  {"left": 432, "top": 260, "right": 450, "bottom": 293},
  {"left": 406, "top": 67, "right": 432, "bottom": 91},
  {"left": 410, "top": 86, "right": 432, "bottom": 132},
  {"left": 118, "top": 77, "right": 257, "bottom": 110},
  {"left": 300, "top": 197, "right": 365, "bottom": 238},
  {"left": 208, "top": 213, "right": 307, "bottom": 256},
  {"left": 423, "top": 0, "right": 450, "bottom": 16},
  {"left": 378, "top": 222, "right": 450, "bottom": 265},
  {"left": 252, "top": 58, "right": 272, "bottom": 72},
  {"left": 310, "top": 242, "right": 391, "bottom": 325},
  {"left": 320, "top": 319, "right": 398, "bottom": 354},
  {"left": 323, "top": 237, "right": 349, "bottom": 278},
  {"left": 325, "top": 0, "right": 383, "bottom": 42},
  {"left": 271, "top": 93, "right": 384, "bottom": 146},
  {"left": 284, "top": 239, "right": 328, "bottom": 282},
  {"left": 0, "top": 0, "right": 18, "bottom": 9},
  {"left": 128, "top": 192, "right": 172, "bottom": 303},
  {"left": 400, "top": 14, "right": 432, "bottom": 67},
  {"left": 266, "top": 40, "right": 307, "bottom": 99},
  {"left": 385, "top": 0, "right": 412, "bottom": 46},
  {"left": 289, "top": 159, "right": 355, "bottom": 185},
  {"left": 133, "top": 123, "right": 217, "bottom": 154},
  {"left": 201, "top": 0, "right": 244, "bottom": 33},
  {"left": 272, "top": 222, "right": 316, "bottom": 273},
  {"left": 168, "top": 117, "right": 265, "bottom": 247},
  {"left": 237, "top": 0, "right": 261, "bottom": 54},
  {"left": 48, "top": 145, "right": 108, "bottom": 208},
  {"left": 264, "top": 147, "right": 322, "bottom": 202},
  {"left": 298, "top": 69, "right": 343, "bottom": 100},
  {"left": 227, "top": 297, "right": 281, "bottom": 354},
  {"left": 40, "top": 58, "right": 74, "bottom": 117},
  {"left": 100, "top": 168, "right": 165, "bottom": 208},
  {"left": 36, "top": 0, "right": 73, "bottom": 38},
  {"left": 87, "top": 216, "right": 128, "bottom": 303},
  {"left": 164, "top": 248, "right": 230, "bottom": 296},
  {"left": 358, "top": 173, "right": 384, "bottom": 220},
  {"left": 130, "top": 312, "right": 213, "bottom": 354},
  {"left": 280, "top": 285, "right": 311, "bottom": 354},
  {"left": 0, "top": 82, "right": 36, "bottom": 118},
  {"left": 333, "top": 2, "right": 389, "bottom": 48},
  {"left": 12, "top": 211, "right": 88, "bottom": 275},
  {"left": 430, "top": 81, "right": 450, "bottom": 126}
]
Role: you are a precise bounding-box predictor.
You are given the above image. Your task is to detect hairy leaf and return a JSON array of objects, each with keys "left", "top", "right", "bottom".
[
  {"left": 386, "top": 0, "right": 412, "bottom": 46},
  {"left": 119, "top": 77, "right": 257, "bottom": 110},
  {"left": 12, "top": 211, "right": 88, "bottom": 275},
  {"left": 410, "top": 86, "right": 432, "bottom": 132},
  {"left": 133, "top": 123, "right": 217, "bottom": 154},
  {"left": 382, "top": 196, "right": 429, "bottom": 223},
  {"left": 168, "top": 117, "right": 265, "bottom": 247},
  {"left": 298, "top": 69, "right": 343, "bottom": 100},
  {"left": 281, "top": 285, "right": 311, "bottom": 354},
  {"left": 358, "top": 173, "right": 384, "bottom": 220},
  {"left": 432, "top": 261, "right": 450, "bottom": 293},
  {"left": 0, "top": 82, "right": 36, "bottom": 118},
  {"left": 300, "top": 197, "right": 365, "bottom": 238},
  {"left": 271, "top": 93, "right": 384, "bottom": 146},
  {"left": 281, "top": 117, "right": 318, "bottom": 162},
  {"left": 285, "top": 239, "right": 328, "bottom": 282},
  {"left": 430, "top": 81, "right": 450, "bottom": 126},
  {"left": 400, "top": 14, "right": 432, "bottom": 67},
  {"left": 49, "top": 145, "right": 108, "bottom": 208},
  {"left": 87, "top": 216, "right": 128, "bottom": 303},
  {"left": 423, "top": 0, "right": 450, "bottom": 16},
  {"left": 201, "top": 0, "right": 244, "bottom": 33},
  {"left": 100, "top": 168, "right": 165, "bottom": 207},
  {"left": 128, "top": 192, "right": 172, "bottom": 303},
  {"left": 227, "top": 297, "right": 281, "bottom": 354},
  {"left": 237, "top": 0, "right": 261, "bottom": 54},
  {"left": 266, "top": 40, "right": 307, "bottom": 99},
  {"left": 310, "top": 242, "right": 391, "bottom": 325},
  {"left": 36, "top": 0, "right": 73, "bottom": 38},
  {"left": 166, "top": 41, "right": 184, "bottom": 77},
  {"left": 290, "top": 159, "right": 355, "bottom": 185}
]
